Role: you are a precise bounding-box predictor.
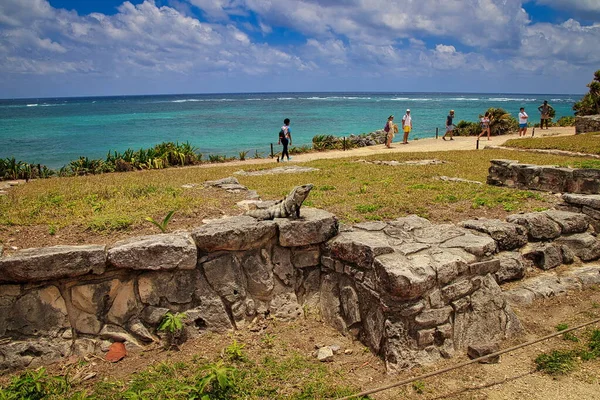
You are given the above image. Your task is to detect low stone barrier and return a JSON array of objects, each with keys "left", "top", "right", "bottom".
[
  {"left": 2, "top": 205, "right": 600, "bottom": 373},
  {"left": 575, "top": 115, "right": 600, "bottom": 134},
  {"left": 487, "top": 159, "right": 600, "bottom": 194}
]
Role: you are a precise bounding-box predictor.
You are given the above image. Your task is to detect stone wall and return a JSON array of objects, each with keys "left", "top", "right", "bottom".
[
  {"left": 575, "top": 115, "right": 600, "bottom": 134},
  {"left": 2, "top": 205, "right": 600, "bottom": 373},
  {"left": 0, "top": 208, "right": 338, "bottom": 371},
  {"left": 487, "top": 159, "right": 600, "bottom": 194}
]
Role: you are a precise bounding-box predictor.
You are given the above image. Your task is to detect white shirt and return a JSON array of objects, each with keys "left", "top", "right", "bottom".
[
  {"left": 519, "top": 112, "right": 528, "bottom": 124},
  {"left": 402, "top": 114, "right": 412, "bottom": 127}
]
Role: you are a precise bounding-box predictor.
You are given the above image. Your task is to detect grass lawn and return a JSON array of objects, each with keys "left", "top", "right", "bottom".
[
  {"left": 0, "top": 148, "right": 596, "bottom": 249},
  {"left": 503, "top": 131, "right": 600, "bottom": 156}
]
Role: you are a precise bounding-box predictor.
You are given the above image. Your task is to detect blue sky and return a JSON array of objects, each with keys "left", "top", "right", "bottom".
[{"left": 1, "top": 0, "right": 599, "bottom": 98}]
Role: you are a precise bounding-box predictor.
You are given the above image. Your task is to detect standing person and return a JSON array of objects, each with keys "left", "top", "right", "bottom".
[
  {"left": 278, "top": 118, "right": 292, "bottom": 162},
  {"left": 401, "top": 109, "right": 412, "bottom": 144},
  {"left": 442, "top": 110, "right": 455, "bottom": 141},
  {"left": 518, "top": 107, "right": 529, "bottom": 137},
  {"left": 537, "top": 100, "right": 553, "bottom": 129},
  {"left": 384, "top": 115, "right": 394, "bottom": 148},
  {"left": 477, "top": 111, "right": 492, "bottom": 140}
]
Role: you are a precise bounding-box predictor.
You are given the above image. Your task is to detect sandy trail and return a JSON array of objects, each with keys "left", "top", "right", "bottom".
[{"left": 197, "top": 126, "right": 576, "bottom": 168}]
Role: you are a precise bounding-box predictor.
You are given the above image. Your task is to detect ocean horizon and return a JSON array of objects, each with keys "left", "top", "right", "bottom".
[{"left": 0, "top": 92, "right": 580, "bottom": 169}]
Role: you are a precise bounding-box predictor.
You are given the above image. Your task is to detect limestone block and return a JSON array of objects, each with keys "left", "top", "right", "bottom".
[
  {"left": 429, "top": 290, "right": 445, "bottom": 309},
  {"left": 0, "top": 245, "right": 106, "bottom": 283},
  {"left": 507, "top": 212, "right": 561, "bottom": 241},
  {"left": 241, "top": 251, "right": 274, "bottom": 300},
  {"left": 544, "top": 210, "right": 589, "bottom": 234},
  {"left": 467, "top": 343, "right": 500, "bottom": 363},
  {"left": 521, "top": 275, "right": 568, "bottom": 300},
  {"left": 562, "top": 193, "right": 600, "bottom": 210},
  {"left": 201, "top": 253, "right": 247, "bottom": 304},
  {"left": 72, "top": 338, "right": 98, "bottom": 357},
  {"left": 0, "top": 339, "right": 71, "bottom": 371},
  {"left": 395, "top": 242, "right": 431, "bottom": 256},
  {"left": 495, "top": 252, "right": 526, "bottom": 283},
  {"left": 513, "top": 164, "right": 541, "bottom": 189},
  {"left": 291, "top": 246, "right": 320, "bottom": 269},
  {"left": 354, "top": 221, "right": 388, "bottom": 231},
  {"left": 417, "top": 329, "right": 436, "bottom": 347},
  {"left": 99, "top": 324, "right": 142, "bottom": 348},
  {"left": 459, "top": 219, "right": 528, "bottom": 250},
  {"left": 9, "top": 286, "right": 70, "bottom": 336},
  {"left": 429, "top": 250, "right": 470, "bottom": 285},
  {"left": 73, "top": 311, "right": 102, "bottom": 335},
  {"left": 106, "top": 280, "right": 138, "bottom": 325},
  {"left": 108, "top": 233, "right": 196, "bottom": 271},
  {"left": 555, "top": 233, "right": 600, "bottom": 261},
  {"left": 320, "top": 274, "right": 346, "bottom": 333},
  {"left": 138, "top": 270, "right": 200, "bottom": 306},
  {"left": 441, "top": 279, "right": 473, "bottom": 302},
  {"left": 395, "top": 300, "right": 426, "bottom": 317},
  {"left": 453, "top": 275, "right": 522, "bottom": 350},
  {"left": 272, "top": 246, "right": 294, "bottom": 285},
  {"left": 0, "top": 285, "right": 20, "bottom": 307},
  {"left": 71, "top": 280, "right": 116, "bottom": 315},
  {"left": 571, "top": 169, "right": 600, "bottom": 194},
  {"left": 340, "top": 283, "right": 361, "bottom": 327},
  {"left": 141, "top": 306, "right": 170, "bottom": 325},
  {"left": 374, "top": 253, "right": 436, "bottom": 299},
  {"left": 568, "top": 266, "right": 600, "bottom": 288},
  {"left": 276, "top": 208, "right": 339, "bottom": 247},
  {"left": 538, "top": 167, "right": 573, "bottom": 193},
  {"left": 561, "top": 245, "right": 575, "bottom": 264},
  {"left": 327, "top": 231, "right": 394, "bottom": 269},
  {"left": 389, "top": 214, "right": 434, "bottom": 232},
  {"left": 192, "top": 216, "right": 277, "bottom": 252},
  {"left": 413, "top": 224, "right": 465, "bottom": 244},
  {"left": 414, "top": 307, "right": 453, "bottom": 328},
  {"left": 469, "top": 259, "right": 501, "bottom": 276},
  {"left": 128, "top": 319, "right": 158, "bottom": 342},
  {"left": 504, "top": 288, "right": 536, "bottom": 306},
  {"left": 451, "top": 297, "right": 471, "bottom": 313},
  {"left": 440, "top": 232, "right": 497, "bottom": 257},
  {"left": 269, "top": 291, "right": 303, "bottom": 321}
]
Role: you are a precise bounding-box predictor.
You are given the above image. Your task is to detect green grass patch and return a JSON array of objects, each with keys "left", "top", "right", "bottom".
[
  {"left": 535, "top": 350, "right": 576, "bottom": 375},
  {"left": 504, "top": 131, "right": 600, "bottom": 155}
]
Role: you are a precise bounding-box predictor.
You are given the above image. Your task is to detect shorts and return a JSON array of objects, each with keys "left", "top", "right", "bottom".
[
  {"left": 403, "top": 126, "right": 411, "bottom": 133},
  {"left": 446, "top": 125, "right": 454, "bottom": 133},
  {"left": 519, "top": 123, "right": 527, "bottom": 129}
]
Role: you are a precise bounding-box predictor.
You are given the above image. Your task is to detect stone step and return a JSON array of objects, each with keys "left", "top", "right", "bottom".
[{"left": 503, "top": 263, "right": 600, "bottom": 306}]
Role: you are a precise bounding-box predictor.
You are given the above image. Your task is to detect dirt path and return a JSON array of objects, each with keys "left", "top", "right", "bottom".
[{"left": 195, "top": 126, "right": 576, "bottom": 168}]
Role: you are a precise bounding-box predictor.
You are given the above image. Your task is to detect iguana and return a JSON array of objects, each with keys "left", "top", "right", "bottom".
[{"left": 245, "top": 184, "right": 313, "bottom": 220}]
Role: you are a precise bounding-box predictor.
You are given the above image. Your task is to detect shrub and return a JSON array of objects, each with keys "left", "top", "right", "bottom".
[
  {"left": 573, "top": 69, "right": 600, "bottom": 116},
  {"left": 535, "top": 350, "right": 576, "bottom": 374}
]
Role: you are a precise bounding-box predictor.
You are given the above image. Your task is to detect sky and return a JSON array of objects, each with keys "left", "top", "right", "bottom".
[{"left": 0, "top": 0, "right": 599, "bottom": 98}]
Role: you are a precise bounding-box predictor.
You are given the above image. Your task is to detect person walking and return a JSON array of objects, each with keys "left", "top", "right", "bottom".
[
  {"left": 442, "top": 110, "right": 455, "bottom": 140},
  {"left": 518, "top": 107, "right": 529, "bottom": 137},
  {"left": 277, "top": 118, "right": 292, "bottom": 162},
  {"left": 401, "top": 109, "right": 412, "bottom": 144},
  {"left": 384, "top": 115, "right": 395, "bottom": 148},
  {"left": 537, "top": 100, "right": 553, "bottom": 129},
  {"left": 477, "top": 111, "right": 492, "bottom": 140}
]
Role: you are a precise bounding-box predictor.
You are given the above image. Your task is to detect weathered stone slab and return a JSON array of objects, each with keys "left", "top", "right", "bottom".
[
  {"left": 440, "top": 232, "right": 497, "bottom": 257},
  {"left": 562, "top": 193, "right": 600, "bottom": 210},
  {"left": 506, "top": 212, "right": 561, "bottom": 241},
  {"left": 571, "top": 169, "right": 600, "bottom": 194},
  {"left": 328, "top": 231, "right": 394, "bottom": 269},
  {"left": 414, "top": 306, "right": 453, "bottom": 328},
  {"left": 241, "top": 251, "right": 274, "bottom": 300},
  {"left": 467, "top": 343, "right": 500, "bottom": 363},
  {"left": 469, "top": 259, "right": 501, "bottom": 276},
  {"left": 495, "top": 252, "right": 526, "bottom": 283},
  {"left": 459, "top": 219, "right": 527, "bottom": 250},
  {"left": 538, "top": 167, "right": 572, "bottom": 193},
  {"left": 543, "top": 210, "right": 589, "bottom": 234},
  {"left": 568, "top": 266, "right": 600, "bottom": 288},
  {"left": 108, "top": 233, "right": 196, "bottom": 271},
  {"left": 291, "top": 246, "right": 320, "bottom": 269},
  {"left": 9, "top": 286, "right": 70, "bottom": 336},
  {"left": 354, "top": 221, "right": 388, "bottom": 231},
  {"left": 106, "top": 280, "right": 138, "bottom": 325},
  {"left": 138, "top": 271, "right": 198, "bottom": 306},
  {"left": 201, "top": 253, "right": 247, "bottom": 304},
  {"left": 413, "top": 224, "right": 465, "bottom": 244},
  {"left": 555, "top": 233, "right": 600, "bottom": 261},
  {"left": 374, "top": 253, "right": 436, "bottom": 299},
  {"left": 522, "top": 243, "right": 563, "bottom": 270},
  {"left": 0, "top": 245, "right": 106, "bottom": 283},
  {"left": 192, "top": 216, "right": 277, "bottom": 252},
  {"left": 428, "top": 250, "right": 470, "bottom": 285},
  {"left": 513, "top": 164, "right": 541, "bottom": 189},
  {"left": 277, "top": 208, "right": 338, "bottom": 247},
  {"left": 272, "top": 246, "right": 293, "bottom": 285},
  {"left": 0, "top": 339, "right": 71, "bottom": 371}
]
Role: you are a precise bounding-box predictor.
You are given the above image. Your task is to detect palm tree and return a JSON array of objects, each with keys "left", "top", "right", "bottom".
[
  {"left": 574, "top": 69, "right": 600, "bottom": 116},
  {"left": 486, "top": 107, "right": 519, "bottom": 136}
]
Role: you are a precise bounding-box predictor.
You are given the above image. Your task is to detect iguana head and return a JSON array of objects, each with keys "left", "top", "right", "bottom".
[{"left": 292, "top": 184, "right": 313, "bottom": 204}]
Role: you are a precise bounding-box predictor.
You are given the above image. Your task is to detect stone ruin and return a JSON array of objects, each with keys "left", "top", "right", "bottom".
[
  {"left": 575, "top": 115, "right": 600, "bottom": 134},
  {"left": 3, "top": 197, "right": 600, "bottom": 373}
]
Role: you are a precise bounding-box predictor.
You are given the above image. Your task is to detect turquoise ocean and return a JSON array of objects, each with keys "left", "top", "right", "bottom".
[{"left": 0, "top": 92, "right": 579, "bottom": 169}]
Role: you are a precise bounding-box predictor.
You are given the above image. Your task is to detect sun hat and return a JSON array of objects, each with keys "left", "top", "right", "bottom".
[
  {"left": 450, "top": 110, "right": 454, "bottom": 113},
  {"left": 389, "top": 115, "right": 394, "bottom": 119},
  {"left": 406, "top": 109, "right": 410, "bottom": 112}
]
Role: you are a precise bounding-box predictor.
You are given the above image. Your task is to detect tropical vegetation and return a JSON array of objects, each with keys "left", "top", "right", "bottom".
[{"left": 573, "top": 69, "right": 600, "bottom": 116}]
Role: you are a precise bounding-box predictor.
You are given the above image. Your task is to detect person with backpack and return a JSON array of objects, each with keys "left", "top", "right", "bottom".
[
  {"left": 277, "top": 118, "right": 292, "bottom": 162},
  {"left": 401, "top": 109, "right": 412, "bottom": 144},
  {"left": 442, "top": 110, "right": 455, "bottom": 141},
  {"left": 384, "top": 115, "right": 394, "bottom": 148}
]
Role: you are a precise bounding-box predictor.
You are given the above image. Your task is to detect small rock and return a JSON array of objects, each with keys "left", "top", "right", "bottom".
[
  {"left": 317, "top": 346, "right": 334, "bottom": 362},
  {"left": 105, "top": 342, "right": 127, "bottom": 363},
  {"left": 330, "top": 344, "right": 341, "bottom": 354},
  {"left": 344, "top": 349, "right": 353, "bottom": 355},
  {"left": 467, "top": 343, "right": 500, "bottom": 364}
]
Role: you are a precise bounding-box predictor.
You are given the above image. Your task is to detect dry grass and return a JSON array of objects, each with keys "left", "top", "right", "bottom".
[
  {"left": 504, "top": 131, "right": 600, "bottom": 155},
  {"left": 0, "top": 148, "right": 595, "bottom": 249}
]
